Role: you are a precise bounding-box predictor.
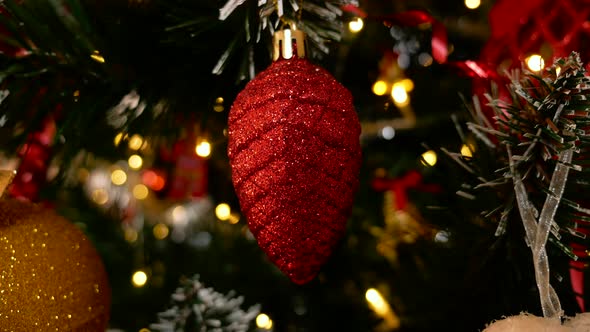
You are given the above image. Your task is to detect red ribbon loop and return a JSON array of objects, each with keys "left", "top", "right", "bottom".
[{"left": 372, "top": 170, "right": 440, "bottom": 210}]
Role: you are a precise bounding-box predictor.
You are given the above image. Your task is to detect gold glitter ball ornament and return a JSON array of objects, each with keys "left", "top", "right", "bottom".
[{"left": 0, "top": 199, "right": 111, "bottom": 331}]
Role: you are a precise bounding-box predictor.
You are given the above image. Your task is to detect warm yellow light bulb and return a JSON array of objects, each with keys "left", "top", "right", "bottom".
[
  {"left": 133, "top": 184, "right": 149, "bottom": 200},
  {"left": 90, "top": 50, "right": 105, "bottom": 63},
  {"left": 526, "top": 54, "right": 545, "bottom": 72},
  {"left": 171, "top": 205, "right": 188, "bottom": 226},
  {"left": 92, "top": 189, "right": 109, "bottom": 205},
  {"left": 111, "top": 169, "right": 127, "bottom": 185},
  {"left": 391, "top": 84, "right": 409, "bottom": 106},
  {"left": 256, "top": 313, "right": 273, "bottom": 329},
  {"left": 399, "top": 78, "right": 414, "bottom": 92},
  {"left": 464, "top": 0, "right": 481, "bottom": 9},
  {"left": 128, "top": 154, "right": 143, "bottom": 170},
  {"left": 421, "top": 150, "right": 438, "bottom": 166},
  {"left": 153, "top": 223, "right": 170, "bottom": 240},
  {"left": 372, "top": 80, "right": 388, "bottom": 96},
  {"left": 114, "top": 132, "right": 124, "bottom": 146},
  {"left": 132, "top": 270, "right": 148, "bottom": 287},
  {"left": 348, "top": 17, "right": 364, "bottom": 33},
  {"left": 124, "top": 228, "right": 138, "bottom": 243},
  {"left": 215, "top": 203, "right": 231, "bottom": 221},
  {"left": 214, "top": 96, "right": 225, "bottom": 112},
  {"left": 365, "top": 288, "right": 389, "bottom": 316},
  {"left": 228, "top": 212, "right": 240, "bottom": 225},
  {"left": 460, "top": 144, "right": 473, "bottom": 158},
  {"left": 128, "top": 134, "right": 144, "bottom": 150},
  {"left": 195, "top": 140, "right": 212, "bottom": 158}
]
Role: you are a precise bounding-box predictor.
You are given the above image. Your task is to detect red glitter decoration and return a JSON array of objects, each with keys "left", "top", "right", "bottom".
[{"left": 228, "top": 57, "right": 361, "bottom": 284}]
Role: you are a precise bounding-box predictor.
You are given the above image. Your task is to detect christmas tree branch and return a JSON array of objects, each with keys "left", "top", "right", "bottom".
[{"left": 447, "top": 52, "right": 590, "bottom": 317}]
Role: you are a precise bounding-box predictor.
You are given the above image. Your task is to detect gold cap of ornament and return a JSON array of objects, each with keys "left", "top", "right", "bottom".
[{"left": 273, "top": 20, "right": 306, "bottom": 61}]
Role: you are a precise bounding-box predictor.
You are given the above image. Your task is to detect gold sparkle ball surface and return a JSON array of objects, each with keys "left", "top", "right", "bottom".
[{"left": 0, "top": 199, "right": 111, "bottom": 331}]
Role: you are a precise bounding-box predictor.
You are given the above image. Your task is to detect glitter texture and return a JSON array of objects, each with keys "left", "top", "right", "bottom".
[
  {"left": 228, "top": 57, "right": 362, "bottom": 284},
  {"left": 0, "top": 199, "right": 111, "bottom": 331}
]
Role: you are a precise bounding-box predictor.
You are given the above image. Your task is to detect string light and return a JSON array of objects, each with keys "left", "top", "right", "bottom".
[
  {"left": 124, "top": 228, "right": 138, "bottom": 243},
  {"left": 128, "top": 134, "right": 144, "bottom": 150},
  {"left": 348, "top": 17, "right": 364, "bottom": 33},
  {"left": 195, "top": 140, "right": 212, "bottom": 158},
  {"left": 90, "top": 50, "right": 105, "bottom": 63},
  {"left": 140, "top": 139, "right": 150, "bottom": 151},
  {"left": 418, "top": 53, "right": 433, "bottom": 67},
  {"left": 228, "top": 212, "right": 240, "bottom": 225},
  {"left": 464, "top": 0, "right": 481, "bottom": 10},
  {"left": 372, "top": 80, "right": 388, "bottom": 96},
  {"left": 421, "top": 150, "right": 437, "bottom": 166},
  {"left": 215, "top": 203, "right": 231, "bottom": 221},
  {"left": 133, "top": 184, "right": 149, "bottom": 200},
  {"left": 435, "top": 230, "right": 450, "bottom": 243},
  {"left": 132, "top": 270, "right": 148, "bottom": 287},
  {"left": 526, "top": 54, "right": 545, "bottom": 72},
  {"left": 114, "top": 132, "right": 124, "bottom": 146},
  {"left": 391, "top": 83, "right": 409, "bottom": 107},
  {"left": 398, "top": 78, "right": 414, "bottom": 92},
  {"left": 381, "top": 126, "right": 395, "bottom": 140},
  {"left": 153, "top": 223, "right": 170, "bottom": 240},
  {"left": 91, "top": 189, "right": 109, "bottom": 205},
  {"left": 256, "top": 313, "right": 273, "bottom": 330},
  {"left": 365, "top": 288, "right": 400, "bottom": 329},
  {"left": 152, "top": 175, "right": 165, "bottom": 191},
  {"left": 171, "top": 205, "right": 188, "bottom": 226},
  {"left": 111, "top": 169, "right": 128, "bottom": 185},
  {"left": 214, "top": 97, "right": 224, "bottom": 112},
  {"left": 142, "top": 170, "right": 166, "bottom": 191},
  {"left": 460, "top": 144, "right": 473, "bottom": 158},
  {"left": 128, "top": 154, "right": 143, "bottom": 170},
  {"left": 365, "top": 288, "right": 389, "bottom": 316}
]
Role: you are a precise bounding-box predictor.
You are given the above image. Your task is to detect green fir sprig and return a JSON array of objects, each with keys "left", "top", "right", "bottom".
[
  {"left": 443, "top": 52, "right": 590, "bottom": 317},
  {"left": 150, "top": 275, "right": 260, "bottom": 332},
  {"left": 449, "top": 52, "right": 590, "bottom": 259}
]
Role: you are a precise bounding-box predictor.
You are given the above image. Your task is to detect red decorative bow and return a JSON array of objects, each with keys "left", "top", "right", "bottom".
[{"left": 372, "top": 170, "right": 441, "bottom": 210}]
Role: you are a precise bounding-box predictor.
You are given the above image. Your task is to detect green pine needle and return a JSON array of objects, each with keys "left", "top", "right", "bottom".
[{"left": 450, "top": 52, "right": 590, "bottom": 261}]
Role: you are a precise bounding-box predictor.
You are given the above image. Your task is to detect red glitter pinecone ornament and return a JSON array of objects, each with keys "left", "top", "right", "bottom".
[{"left": 228, "top": 26, "right": 361, "bottom": 284}]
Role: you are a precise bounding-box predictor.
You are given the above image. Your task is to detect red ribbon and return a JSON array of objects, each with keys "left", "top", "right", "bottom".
[
  {"left": 372, "top": 170, "right": 441, "bottom": 210},
  {"left": 342, "top": 5, "right": 448, "bottom": 64},
  {"left": 448, "top": 60, "right": 501, "bottom": 80}
]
